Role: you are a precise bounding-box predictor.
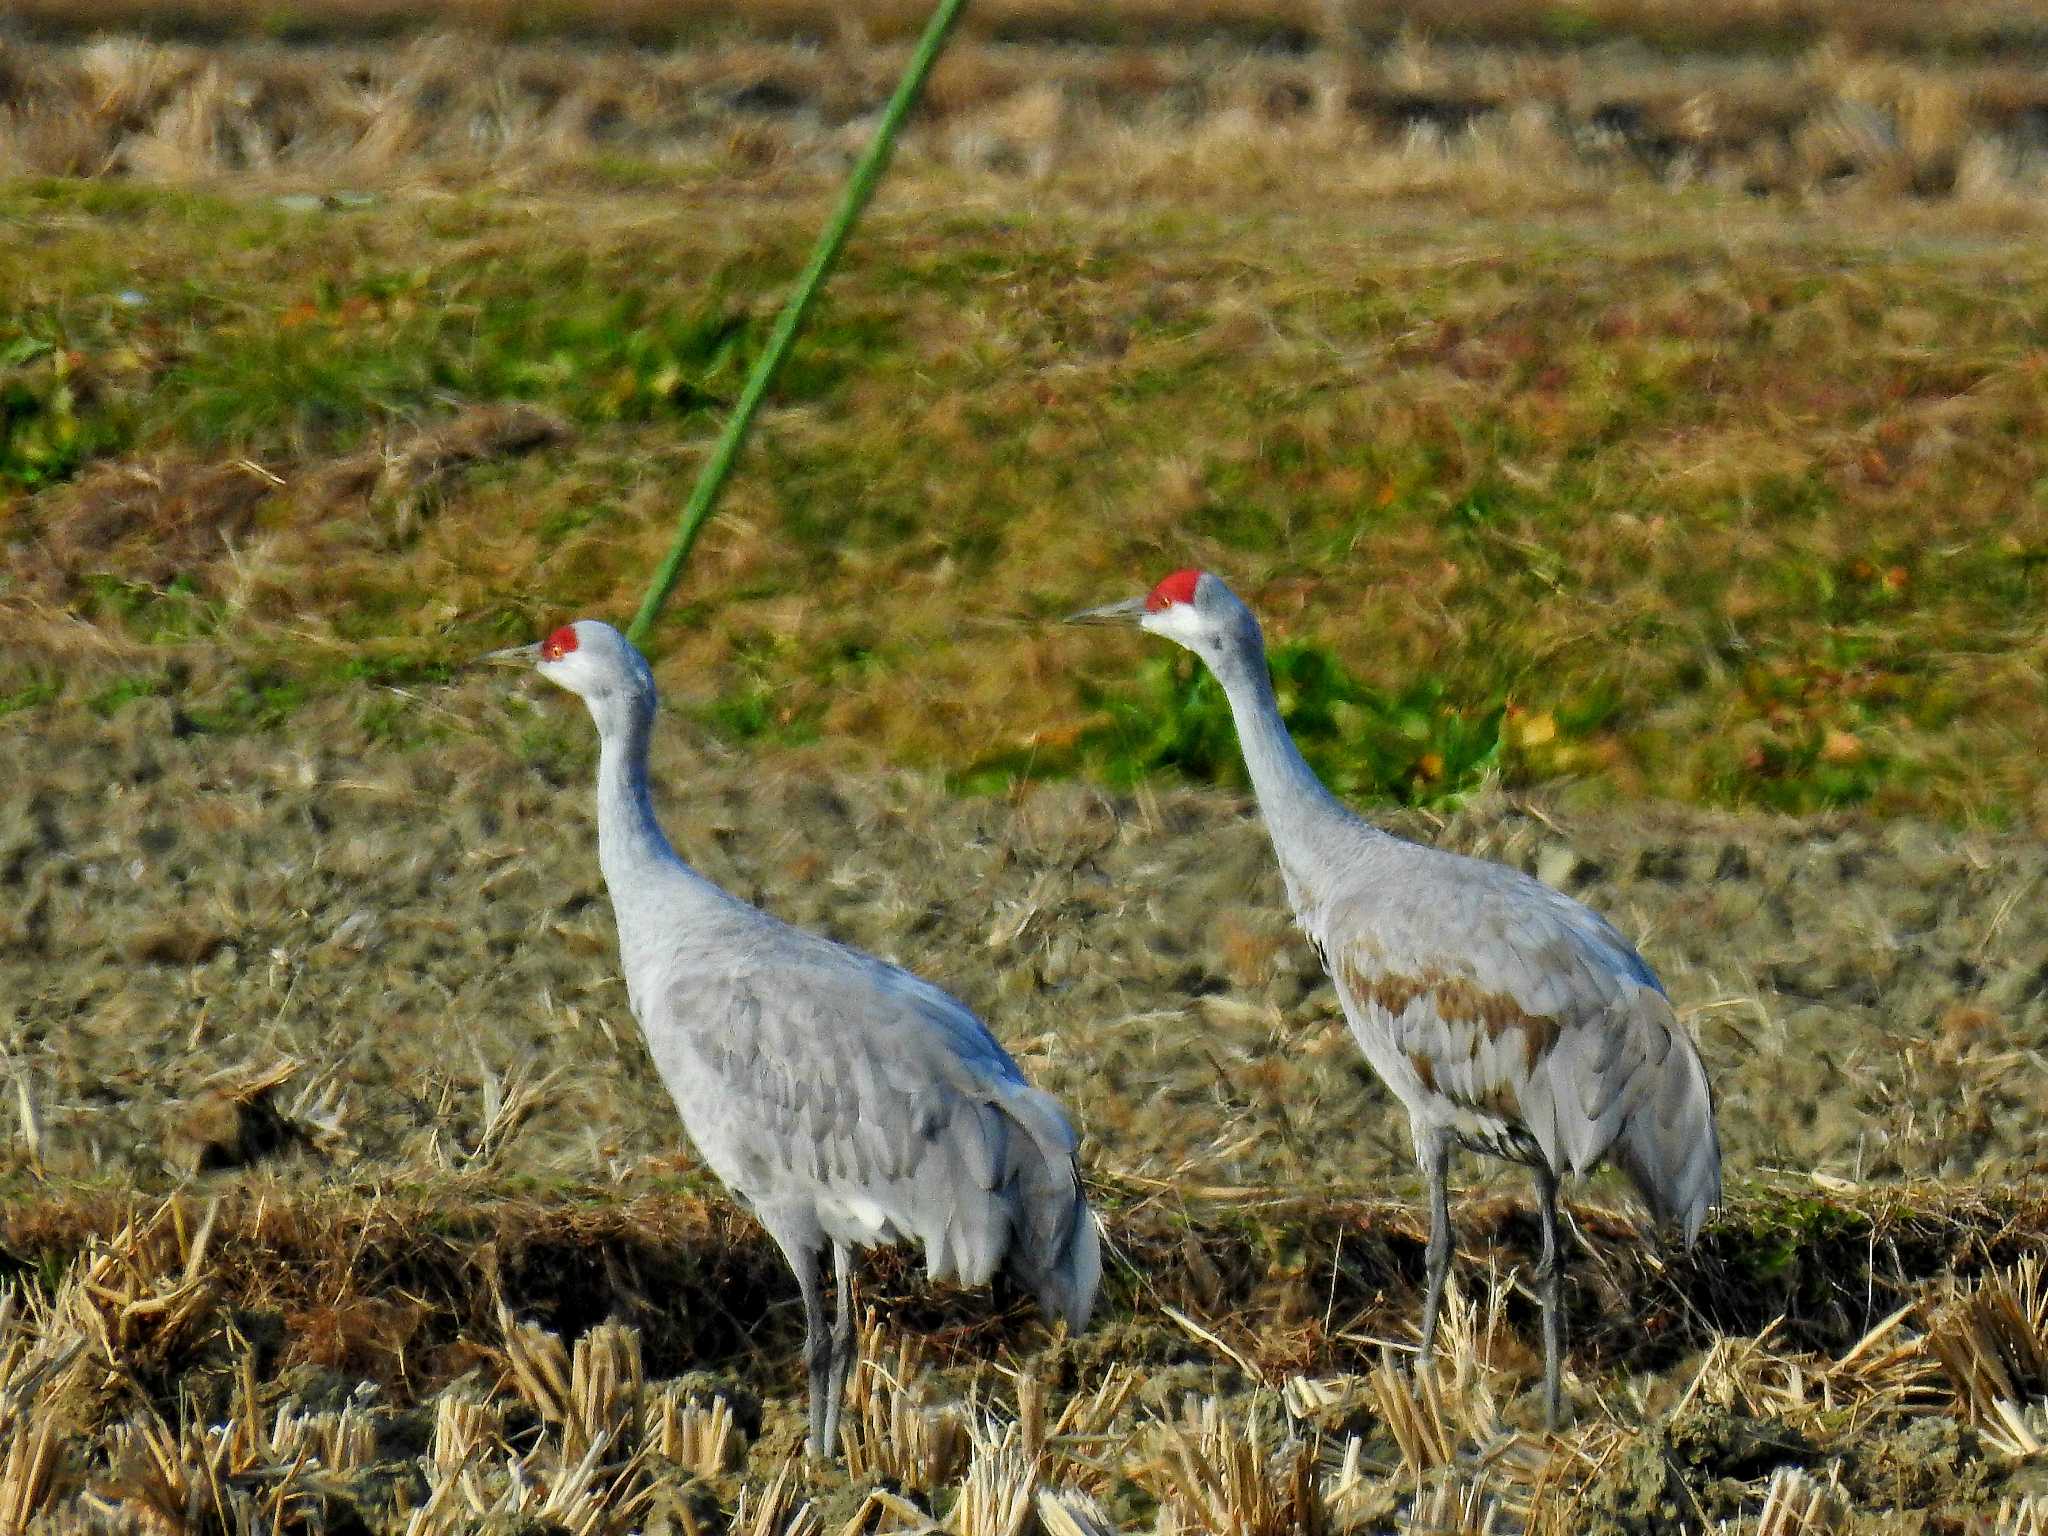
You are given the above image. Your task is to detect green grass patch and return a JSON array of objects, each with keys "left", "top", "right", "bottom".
[
  {"left": 694, "top": 629, "right": 828, "bottom": 748},
  {"left": 1084, "top": 644, "right": 1507, "bottom": 809},
  {"left": 180, "top": 667, "right": 311, "bottom": 733},
  {"left": 958, "top": 642, "right": 1516, "bottom": 808},
  {"left": 13, "top": 185, "right": 2048, "bottom": 826},
  {"left": 85, "top": 675, "right": 165, "bottom": 717},
  {"left": 170, "top": 264, "right": 771, "bottom": 446},
  {"left": 73, "top": 661, "right": 320, "bottom": 733},
  {"left": 0, "top": 178, "right": 241, "bottom": 223},
  {"left": 1, "top": 336, "right": 123, "bottom": 488},
  {"left": 696, "top": 682, "right": 822, "bottom": 746},
  {"left": 335, "top": 653, "right": 456, "bottom": 690},
  {"left": 3, "top": 208, "right": 900, "bottom": 473},
  {"left": 0, "top": 678, "right": 60, "bottom": 717},
  {"left": 78, "top": 575, "right": 224, "bottom": 644},
  {"left": 513, "top": 713, "right": 595, "bottom": 786}
]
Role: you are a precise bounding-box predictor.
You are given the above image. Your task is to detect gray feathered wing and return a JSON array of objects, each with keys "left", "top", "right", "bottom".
[
  {"left": 642, "top": 932, "right": 1099, "bottom": 1330},
  {"left": 1315, "top": 854, "right": 1720, "bottom": 1244}
]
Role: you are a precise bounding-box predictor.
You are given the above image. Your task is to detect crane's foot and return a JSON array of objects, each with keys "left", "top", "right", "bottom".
[
  {"left": 805, "top": 1333, "right": 839, "bottom": 1462},
  {"left": 804, "top": 1404, "right": 840, "bottom": 1463}
]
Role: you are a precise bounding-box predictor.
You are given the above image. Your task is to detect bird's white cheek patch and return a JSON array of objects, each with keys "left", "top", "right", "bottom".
[{"left": 1142, "top": 606, "right": 1204, "bottom": 646}]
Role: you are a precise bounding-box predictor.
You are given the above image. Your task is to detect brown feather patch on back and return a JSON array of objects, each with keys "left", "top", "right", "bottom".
[{"left": 1341, "top": 960, "right": 1564, "bottom": 1074}]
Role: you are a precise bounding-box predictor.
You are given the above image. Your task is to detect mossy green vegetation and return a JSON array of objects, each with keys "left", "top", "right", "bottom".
[
  {"left": 1, "top": 335, "right": 124, "bottom": 487},
  {"left": 10, "top": 175, "right": 2048, "bottom": 827},
  {"left": 957, "top": 643, "right": 1509, "bottom": 809}
]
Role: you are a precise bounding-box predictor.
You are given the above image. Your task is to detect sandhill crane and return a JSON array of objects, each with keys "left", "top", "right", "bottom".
[
  {"left": 1069, "top": 570, "right": 1718, "bottom": 1426},
  {"left": 489, "top": 620, "right": 1099, "bottom": 1459}
]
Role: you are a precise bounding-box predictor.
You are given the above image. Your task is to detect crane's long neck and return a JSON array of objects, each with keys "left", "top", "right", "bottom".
[
  {"left": 590, "top": 693, "right": 731, "bottom": 959},
  {"left": 595, "top": 703, "right": 673, "bottom": 886},
  {"left": 1210, "top": 639, "right": 1366, "bottom": 901}
]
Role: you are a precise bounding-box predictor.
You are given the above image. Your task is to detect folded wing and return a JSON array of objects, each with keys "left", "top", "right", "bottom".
[{"left": 642, "top": 928, "right": 1100, "bottom": 1328}]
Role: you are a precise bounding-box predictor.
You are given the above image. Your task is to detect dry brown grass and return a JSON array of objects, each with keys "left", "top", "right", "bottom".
[
  {"left": 17, "top": 403, "right": 568, "bottom": 598},
  {"left": 0, "top": 1182, "right": 2041, "bottom": 1530},
  {"left": 8, "top": 28, "right": 2048, "bottom": 209},
  {"left": 1928, "top": 1256, "right": 2048, "bottom": 1456},
  {"left": 11, "top": 0, "right": 2048, "bottom": 55}
]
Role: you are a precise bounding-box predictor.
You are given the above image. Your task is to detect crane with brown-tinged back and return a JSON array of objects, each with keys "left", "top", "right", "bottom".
[{"left": 1068, "top": 569, "right": 1719, "bottom": 1427}]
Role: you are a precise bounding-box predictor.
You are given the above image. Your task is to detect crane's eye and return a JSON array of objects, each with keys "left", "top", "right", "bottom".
[{"left": 541, "top": 625, "right": 579, "bottom": 662}]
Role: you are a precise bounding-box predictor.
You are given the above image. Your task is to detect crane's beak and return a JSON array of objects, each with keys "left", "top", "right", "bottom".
[
  {"left": 481, "top": 642, "right": 541, "bottom": 668},
  {"left": 1062, "top": 596, "right": 1147, "bottom": 626}
]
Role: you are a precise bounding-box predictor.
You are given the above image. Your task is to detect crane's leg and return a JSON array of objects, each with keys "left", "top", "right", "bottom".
[
  {"left": 785, "top": 1239, "right": 834, "bottom": 1460},
  {"left": 1533, "top": 1163, "right": 1565, "bottom": 1431},
  {"left": 1416, "top": 1130, "right": 1453, "bottom": 1367},
  {"left": 820, "top": 1241, "right": 856, "bottom": 1458}
]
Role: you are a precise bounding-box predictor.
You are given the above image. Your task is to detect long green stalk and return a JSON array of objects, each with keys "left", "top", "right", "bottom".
[{"left": 626, "top": 0, "right": 971, "bottom": 646}]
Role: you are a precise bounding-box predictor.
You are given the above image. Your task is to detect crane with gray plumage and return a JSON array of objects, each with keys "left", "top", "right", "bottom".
[
  {"left": 489, "top": 620, "right": 1099, "bottom": 1460},
  {"left": 1068, "top": 570, "right": 1719, "bottom": 1426}
]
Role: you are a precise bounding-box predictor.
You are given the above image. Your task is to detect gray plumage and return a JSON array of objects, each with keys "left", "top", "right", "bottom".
[
  {"left": 495, "top": 620, "right": 1098, "bottom": 1459},
  {"left": 1070, "top": 571, "right": 1718, "bottom": 1426}
]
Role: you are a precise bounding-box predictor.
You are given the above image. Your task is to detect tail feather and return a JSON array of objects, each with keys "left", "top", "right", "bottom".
[
  {"left": 996, "top": 1086, "right": 1100, "bottom": 1333},
  {"left": 1612, "top": 1023, "right": 1721, "bottom": 1246},
  {"left": 1039, "top": 1194, "right": 1101, "bottom": 1333}
]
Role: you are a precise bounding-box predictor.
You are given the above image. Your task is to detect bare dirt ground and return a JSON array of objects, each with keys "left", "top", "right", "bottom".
[
  {"left": 3, "top": 672, "right": 2046, "bottom": 1530},
  {"left": 8, "top": 666, "right": 2047, "bottom": 1197}
]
